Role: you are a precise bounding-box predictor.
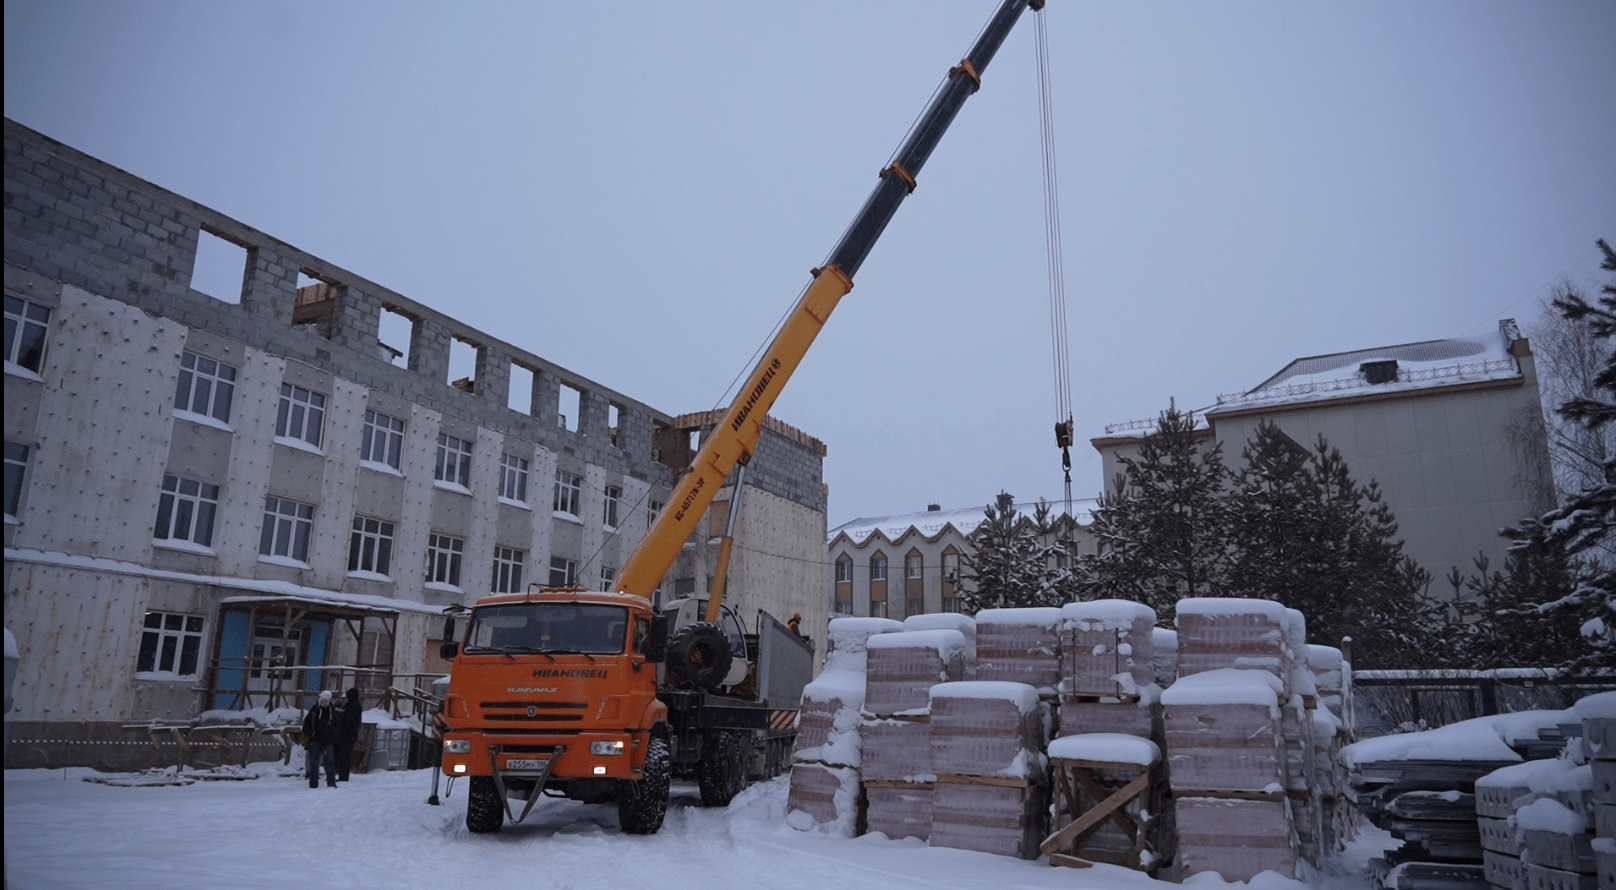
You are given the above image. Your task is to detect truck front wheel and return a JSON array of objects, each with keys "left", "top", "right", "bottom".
[
  {"left": 466, "top": 775, "right": 504, "bottom": 834},
  {"left": 618, "top": 738, "right": 671, "bottom": 835}
]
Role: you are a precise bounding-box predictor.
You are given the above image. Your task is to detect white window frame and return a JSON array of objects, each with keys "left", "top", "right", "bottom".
[
  {"left": 4, "top": 440, "right": 28, "bottom": 520},
  {"left": 499, "top": 453, "right": 529, "bottom": 503},
  {"left": 275, "top": 383, "right": 325, "bottom": 448},
  {"left": 174, "top": 351, "right": 237, "bottom": 425},
  {"left": 600, "top": 566, "right": 616, "bottom": 591},
  {"left": 260, "top": 496, "right": 313, "bottom": 564},
  {"left": 426, "top": 532, "right": 464, "bottom": 588},
  {"left": 136, "top": 610, "right": 205, "bottom": 679},
  {"left": 348, "top": 515, "right": 395, "bottom": 577},
  {"left": 906, "top": 553, "right": 923, "bottom": 579},
  {"left": 492, "top": 546, "right": 525, "bottom": 593},
  {"left": 154, "top": 473, "right": 220, "bottom": 550},
  {"left": 835, "top": 557, "right": 853, "bottom": 584},
  {"left": 435, "top": 433, "right": 472, "bottom": 487},
  {"left": 603, "top": 484, "right": 622, "bottom": 529},
  {"left": 553, "top": 470, "right": 581, "bottom": 517},
  {"left": 870, "top": 555, "right": 888, "bottom": 583},
  {"left": 549, "top": 556, "right": 578, "bottom": 588},
  {"left": 4, "top": 295, "right": 51, "bottom": 375},
  {"left": 362, "top": 409, "right": 404, "bottom": 471},
  {"left": 648, "top": 498, "right": 664, "bottom": 526}
]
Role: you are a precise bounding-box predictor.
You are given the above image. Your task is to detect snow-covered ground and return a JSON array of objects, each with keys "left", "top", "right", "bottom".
[{"left": 2, "top": 763, "right": 1389, "bottom": 890}]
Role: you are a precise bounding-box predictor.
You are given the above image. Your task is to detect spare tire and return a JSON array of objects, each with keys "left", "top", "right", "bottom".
[{"left": 665, "top": 622, "right": 733, "bottom": 691}]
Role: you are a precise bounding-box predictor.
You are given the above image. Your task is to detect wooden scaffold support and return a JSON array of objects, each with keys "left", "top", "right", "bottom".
[{"left": 1041, "top": 733, "right": 1169, "bottom": 874}]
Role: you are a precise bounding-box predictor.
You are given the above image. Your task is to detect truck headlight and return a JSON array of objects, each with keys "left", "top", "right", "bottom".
[
  {"left": 590, "top": 741, "right": 625, "bottom": 756},
  {"left": 444, "top": 739, "right": 471, "bottom": 754}
]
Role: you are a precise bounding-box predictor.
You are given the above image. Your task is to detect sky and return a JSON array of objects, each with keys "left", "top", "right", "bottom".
[{"left": 5, "top": 1, "right": 1614, "bottom": 528}]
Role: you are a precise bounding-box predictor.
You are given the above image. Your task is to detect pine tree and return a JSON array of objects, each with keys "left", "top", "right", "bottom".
[{"left": 1077, "top": 407, "right": 1230, "bottom": 617}]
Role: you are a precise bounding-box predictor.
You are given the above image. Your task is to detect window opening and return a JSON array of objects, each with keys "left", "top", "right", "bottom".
[
  {"left": 558, "top": 382, "right": 582, "bottom": 432},
  {"left": 508, "top": 362, "right": 535, "bottom": 414},
  {"left": 377, "top": 306, "right": 412, "bottom": 368},
  {"left": 189, "top": 229, "right": 247, "bottom": 304},
  {"left": 4, "top": 296, "right": 52, "bottom": 374},
  {"left": 448, "top": 337, "right": 477, "bottom": 392}
]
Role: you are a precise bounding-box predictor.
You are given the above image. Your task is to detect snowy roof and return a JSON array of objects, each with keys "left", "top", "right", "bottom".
[
  {"left": 1207, "top": 319, "right": 1523, "bottom": 414},
  {"left": 828, "top": 499, "right": 1095, "bottom": 546}
]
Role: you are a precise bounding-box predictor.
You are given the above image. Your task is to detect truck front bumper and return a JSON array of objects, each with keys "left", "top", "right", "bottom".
[{"left": 440, "top": 730, "right": 644, "bottom": 780}]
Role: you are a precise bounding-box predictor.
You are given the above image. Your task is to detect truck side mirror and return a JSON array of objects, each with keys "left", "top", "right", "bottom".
[
  {"left": 439, "top": 641, "right": 459, "bottom": 660},
  {"left": 647, "top": 615, "right": 669, "bottom": 663}
]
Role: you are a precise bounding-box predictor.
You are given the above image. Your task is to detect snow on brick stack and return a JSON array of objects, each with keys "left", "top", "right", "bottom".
[
  {"left": 1282, "top": 609, "right": 1327, "bottom": 866},
  {"left": 1476, "top": 737, "right": 1599, "bottom": 890},
  {"left": 974, "top": 608, "right": 1063, "bottom": 693},
  {"left": 1056, "top": 600, "right": 1164, "bottom": 744},
  {"left": 903, "top": 613, "right": 977, "bottom": 678},
  {"left": 928, "top": 681, "right": 1049, "bottom": 860},
  {"left": 1168, "top": 597, "right": 1301, "bottom": 881},
  {"left": 786, "top": 617, "right": 901, "bottom": 835},
  {"left": 1152, "top": 627, "right": 1179, "bottom": 690},
  {"left": 859, "top": 628, "right": 970, "bottom": 841}
]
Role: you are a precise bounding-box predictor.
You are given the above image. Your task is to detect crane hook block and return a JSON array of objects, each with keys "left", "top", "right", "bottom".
[
  {"left": 1054, "top": 419, "right": 1074, "bottom": 449},
  {"left": 879, "top": 161, "right": 917, "bottom": 194},
  {"left": 949, "top": 59, "right": 982, "bottom": 93}
]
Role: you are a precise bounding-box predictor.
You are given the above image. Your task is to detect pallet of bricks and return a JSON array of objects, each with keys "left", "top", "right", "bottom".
[
  {"left": 858, "top": 615, "right": 973, "bottom": 842},
  {"left": 785, "top": 617, "right": 902, "bottom": 834},
  {"left": 1165, "top": 598, "right": 1324, "bottom": 881},
  {"left": 1476, "top": 691, "right": 1611, "bottom": 890},
  {"left": 1308, "top": 642, "right": 1360, "bottom": 852},
  {"left": 1043, "top": 599, "right": 1173, "bottom": 873}
]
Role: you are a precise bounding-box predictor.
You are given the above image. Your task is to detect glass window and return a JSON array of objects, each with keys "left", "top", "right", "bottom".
[
  {"left": 275, "top": 383, "right": 325, "bottom": 447},
  {"left": 154, "top": 473, "right": 219, "bottom": 548},
  {"left": 835, "top": 556, "right": 852, "bottom": 583},
  {"left": 348, "top": 515, "right": 395, "bottom": 576},
  {"left": 435, "top": 433, "right": 471, "bottom": 486},
  {"left": 3, "top": 441, "right": 28, "bottom": 518},
  {"left": 553, "top": 470, "right": 581, "bottom": 516},
  {"left": 174, "top": 352, "right": 237, "bottom": 423},
  {"left": 136, "top": 611, "right": 204, "bottom": 678},
  {"left": 493, "top": 546, "right": 525, "bottom": 593},
  {"left": 603, "top": 485, "right": 622, "bottom": 528},
  {"left": 427, "top": 532, "right": 464, "bottom": 587},
  {"left": 499, "top": 453, "right": 528, "bottom": 502},
  {"left": 4, "top": 296, "right": 52, "bottom": 373},
  {"left": 548, "top": 556, "right": 578, "bottom": 588},
  {"left": 260, "top": 496, "right": 313, "bottom": 562},
  {"left": 361, "top": 409, "right": 404, "bottom": 469},
  {"left": 870, "top": 555, "right": 887, "bottom": 582}
]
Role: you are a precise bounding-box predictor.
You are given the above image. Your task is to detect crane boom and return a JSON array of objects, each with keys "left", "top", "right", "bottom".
[{"left": 615, "top": 0, "right": 1034, "bottom": 599}]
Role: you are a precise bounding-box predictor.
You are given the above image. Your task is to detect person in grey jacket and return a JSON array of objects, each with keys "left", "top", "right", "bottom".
[{"left": 302, "top": 690, "right": 339, "bottom": 789}]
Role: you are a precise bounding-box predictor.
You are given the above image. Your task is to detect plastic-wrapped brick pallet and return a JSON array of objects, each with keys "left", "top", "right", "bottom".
[
  {"left": 1579, "top": 692, "right": 1615, "bottom": 890},
  {"left": 786, "top": 617, "right": 900, "bottom": 836},
  {"left": 974, "top": 608, "right": 1063, "bottom": 691},
  {"left": 858, "top": 628, "right": 967, "bottom": 841},
  {"left": 1175, "top": 597, "right": 1293, "bottom": 693},
  {"left": 928, "top": 681, "right": 1048, "bottom": 860},
  {"left": 1059, "top": 599, "right": 1155, "bottom": 698}
]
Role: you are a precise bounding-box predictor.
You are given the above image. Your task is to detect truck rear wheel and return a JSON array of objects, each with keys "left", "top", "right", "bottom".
[
  {"left": 666, "top": 623, "right": 733, "bottom": 691},
  {"left": 466, "top": 775, "right": 504, "bottom": 834},
  {"left": 617, "top": 738, "right": 671, "bottom": 835},
  {"left": 698, "top": 730, "right": 748, "bottom": 807}
]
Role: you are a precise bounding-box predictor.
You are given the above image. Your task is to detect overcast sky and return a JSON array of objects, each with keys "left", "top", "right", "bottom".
[{"left": 6, "top": 1, "right": 1614, "bottom": 528}]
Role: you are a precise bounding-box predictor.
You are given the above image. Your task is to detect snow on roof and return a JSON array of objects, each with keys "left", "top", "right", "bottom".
[
  {"left": 1208, "top": 320, "right": 1522, "bottom": 414},
  {"left": 7, "top": 547, "right": 447, "bottom": 617},
  {"left": 828, "top": 499, "right": 1095, "bottom": 546},
  {"left": 1048, "top": 732, "right": 1161, "bottom": 766}
]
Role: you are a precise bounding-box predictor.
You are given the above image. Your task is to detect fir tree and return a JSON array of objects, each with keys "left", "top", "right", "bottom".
[
  {"left": 962, "top": 492, "right": 1062, "bottom": 612},
  {"left": 1077, "top": 406, "right": 1230, "bottom": 617}
]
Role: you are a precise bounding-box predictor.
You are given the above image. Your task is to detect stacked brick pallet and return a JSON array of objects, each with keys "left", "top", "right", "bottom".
[
  {"left": 974, "top": 607, "right": 1064, "bottom": 692},
  {"left": 1308, "top": 643, "right": 1359, "bottom": 852},
  {"left": 1166, "top": 598, "right": 1305, "bottom": 881},
  {"left": 928, "top": 680, "right": 1049, "bottom": 859},
  {"left": 859, "top": 628, "right": 970, "bottom": 841},
  {"left": 786, "top": 617, "right": 901, "bottom": 834},
  {"left": 1589, "top": 693, "right": 1616, "bottom": 890}
]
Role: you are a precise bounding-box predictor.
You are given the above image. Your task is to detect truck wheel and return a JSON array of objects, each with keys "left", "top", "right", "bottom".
[
  {"left": 698, "top": 730, "right": 747, "bottom": 807},
  {"left": 466, "top": 775, "right": 504, "bottom": 834},
  {"left": 666, "top": 623, "right": 733, "bottom": 691},
  {"left": 617, "top": 738, "right": 671, "bottom": 835}
]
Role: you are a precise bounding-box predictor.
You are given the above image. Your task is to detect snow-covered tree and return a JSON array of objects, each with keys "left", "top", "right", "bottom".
[
  {"left": 961, "top": 492, "right": 1064, "bottom": 612},
  {"left": 1077, "top": 407, "right": 1230, "bottom": 617},
  {"left": 1225, "top": 421, "right": 1430, "bottom": 667}
]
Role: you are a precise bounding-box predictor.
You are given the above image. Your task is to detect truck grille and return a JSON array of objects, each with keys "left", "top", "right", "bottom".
[{"left": 480, "top": 701, "right": 589, "bottom": 723}]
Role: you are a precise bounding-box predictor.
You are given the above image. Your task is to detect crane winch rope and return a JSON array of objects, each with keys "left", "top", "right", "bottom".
[{"left": 1033, "top": 5, "right": 1076, "bottom": 520}]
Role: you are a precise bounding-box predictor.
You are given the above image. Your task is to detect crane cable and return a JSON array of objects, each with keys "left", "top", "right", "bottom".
[{"left": 1034, "top": 6, "right": 1075, "bottom": 521}]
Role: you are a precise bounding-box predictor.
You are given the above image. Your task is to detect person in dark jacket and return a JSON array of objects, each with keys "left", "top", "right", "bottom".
[
  {"left": 335, "top": 687, "right": 363, "bottom": 782},
  {"left": 302, "top": 690, "right": 339, "bottom": 789}
]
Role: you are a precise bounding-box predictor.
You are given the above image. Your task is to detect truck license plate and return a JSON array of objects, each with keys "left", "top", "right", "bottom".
[{"left": 504, "top": 758, "right": 546, "bottom": 770}]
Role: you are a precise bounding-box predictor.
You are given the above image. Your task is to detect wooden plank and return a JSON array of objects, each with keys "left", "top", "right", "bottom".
[
  {"left": 1040, "top": 769, "right": 1152, "bottom": 856},
  {"left": 1049, "top": 853, "right": 1096, "bottom": 870},
  {"left": 1051, "top": 757, "right": 1159, "bottom": 772},
  {"left": 1073, "top": 767, "right": 1141, "bottom": 838},
  {"left": 1175, "top": 787, "right": 1284, "bottom": 802},
  {"left": 936, "top": 772, "right": 1038, "bottom": 788}
]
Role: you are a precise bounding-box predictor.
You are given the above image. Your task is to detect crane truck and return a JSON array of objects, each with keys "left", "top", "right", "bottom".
[{"left": 437, "top": 0, "right": 1038, "bottom": 835}]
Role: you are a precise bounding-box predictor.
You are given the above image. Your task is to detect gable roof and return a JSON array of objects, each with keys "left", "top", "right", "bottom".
[{"left": 828, "top": 499, "right": 1096, "bottom": 547}]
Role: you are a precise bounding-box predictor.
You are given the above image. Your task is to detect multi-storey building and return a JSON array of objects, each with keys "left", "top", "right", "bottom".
[
  {"left": 2, "top": 119, "right": 826, "bottom": 768},
  {"left": 1091, "top": 319, "right": 1554, "bottom": 587},
  {"left": 826, "top": 500, "right": 1096, "bottom": 618}
]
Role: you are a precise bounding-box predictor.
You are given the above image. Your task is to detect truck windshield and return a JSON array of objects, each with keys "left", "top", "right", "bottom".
[{"left": 463, "top": 604, "right": 629, "bottom": 655}]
